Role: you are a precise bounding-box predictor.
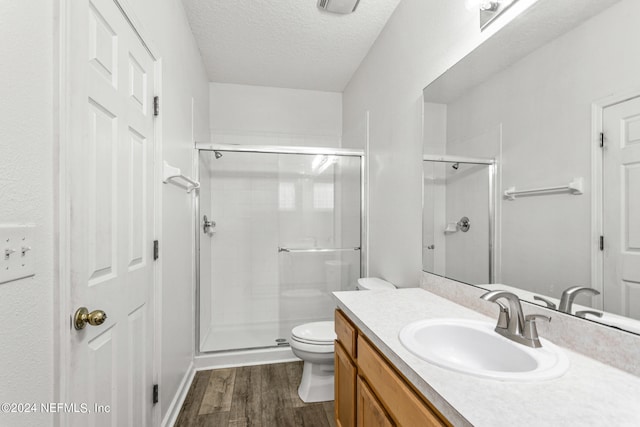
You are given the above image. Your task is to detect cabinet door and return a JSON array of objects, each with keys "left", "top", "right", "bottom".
[
  {"left": 357, "top": 376, "right": 394, "bottom": 427},
  {"left": 335, "top": 341, "right": 357, "bottom": 427},
  {"left": 358, "top": 336, "right": 448, "bottom": 427}
]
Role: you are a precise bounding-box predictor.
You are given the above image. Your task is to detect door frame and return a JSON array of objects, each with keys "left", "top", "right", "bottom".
[
  {"left": 56, "top": 0, "right": 162, "bottom": 425},
  {"left": 591, "top": 88, "right": 640, "bottom": 310}
]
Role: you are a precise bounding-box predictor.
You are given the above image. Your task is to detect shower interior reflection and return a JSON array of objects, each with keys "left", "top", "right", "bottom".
[
  {"left": 198, "top": 149, "right": 362, "bottom": 352},
  {"left": 422, "top": 159, "right": 494, "bottom": 285}
]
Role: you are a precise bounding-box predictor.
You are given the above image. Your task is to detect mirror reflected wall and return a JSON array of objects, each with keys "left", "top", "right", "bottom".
[{"left": 423, "top": 0, "right": 640, "bottom": 334}]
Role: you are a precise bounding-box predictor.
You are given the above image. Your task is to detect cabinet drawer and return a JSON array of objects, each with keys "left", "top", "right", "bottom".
[
  {"left": 335, "top": 309, "right": 357, "bottom": 359},
  {"left": 357, "top": 336, "right": 449, "bottom": 427}
]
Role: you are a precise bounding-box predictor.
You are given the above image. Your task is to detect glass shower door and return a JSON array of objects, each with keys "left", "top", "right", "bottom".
[
  {"left": 422, "top": 160, "right": 492, "bottom": 284},
  {"left": 199, "top": 150, "right": 361, "bottom": 352}
]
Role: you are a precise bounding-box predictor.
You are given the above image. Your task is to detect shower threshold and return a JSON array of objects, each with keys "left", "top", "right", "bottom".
[{"left": 200, "top": 317, "right": 329, "bottom": 353}]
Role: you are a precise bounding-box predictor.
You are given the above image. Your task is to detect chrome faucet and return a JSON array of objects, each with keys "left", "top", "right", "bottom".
[
  {"left": 558, "top": 286, "right": 600, "bottom": 314},
  {"left": 481, "top": 291, "right": 525, "bottom": 337},
  {"left": 481, "top": 290, "right": 550, "bottom": 348}
]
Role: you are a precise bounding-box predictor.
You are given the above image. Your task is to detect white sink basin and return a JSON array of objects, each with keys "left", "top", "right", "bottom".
[{"left": 399, "top": 318, "right": 569, "bottom": 381}]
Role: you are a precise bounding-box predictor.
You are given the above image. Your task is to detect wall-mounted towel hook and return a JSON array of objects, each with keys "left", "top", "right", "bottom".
[{"left": 163, "top": 161, "right": 200, "bottom": 193}]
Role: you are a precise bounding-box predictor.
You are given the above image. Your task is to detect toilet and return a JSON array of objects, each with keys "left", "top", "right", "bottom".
[{"left": 289, "top": 277, "right": 396, "bottom": 403}]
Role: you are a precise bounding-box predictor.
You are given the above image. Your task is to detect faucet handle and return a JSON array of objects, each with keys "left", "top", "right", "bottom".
[
  {"left": 533, "top": 295, "right": 557, "bottom": 310},
  {"left": 495, "top": 301, "right": 509, "bottom": 329},
  {"left": 523, "top": 314, "right": 551, "bottom": 348},
  {"left": 480, "top": 290, "right": 526, "bottom": 336},
  {"left": 575, "top": 310, "right": 603, "bottom": 319}
]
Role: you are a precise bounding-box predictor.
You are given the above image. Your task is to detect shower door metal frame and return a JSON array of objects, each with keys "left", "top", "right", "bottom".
[
  {"left": 194, "top": 143, "right": 366, "bottom": 354},
  {"left": 421, "top": 154, "right": 496, "bottom": 284}
]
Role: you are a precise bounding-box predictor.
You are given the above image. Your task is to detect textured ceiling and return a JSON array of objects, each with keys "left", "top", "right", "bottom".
[{"left": 181, "top": 0, "right": 403, "bottom": 91}]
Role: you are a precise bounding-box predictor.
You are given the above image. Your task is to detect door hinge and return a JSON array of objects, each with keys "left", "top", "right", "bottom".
[
  {"left": 153, "top": 240, "right": 159, "bottom": 261},
  {"left": 153, "top": 384, "right": 159, "bottom": 405},
  {"left": 153, "top": 96, "right": 160, "bottom": 117},
  {"left": 599, "top": 132, "right": 604, "bottom": 148},
  {"left": 600, "top": 235, "right": 604, "bottom": 251}
]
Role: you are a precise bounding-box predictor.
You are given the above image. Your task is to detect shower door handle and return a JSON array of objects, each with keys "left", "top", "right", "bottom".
[{"left": 278, "top": 247, "right": 360, "bottom": 253}]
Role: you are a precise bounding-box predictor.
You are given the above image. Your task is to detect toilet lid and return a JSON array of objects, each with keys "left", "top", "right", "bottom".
[
  {"left": 291, "top": 321, "right": 336, "bottom": 344},
  {"left": 357, "top": 277, "right": 395, "bottom": 290}
]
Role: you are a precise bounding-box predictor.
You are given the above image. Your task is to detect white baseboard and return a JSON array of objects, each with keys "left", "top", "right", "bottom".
[
  {"left": 161, "top": 361, "right": 196, "bottom": 427},
  {"left": 194, "top": 346, "right": 298, "bottom": 371}
]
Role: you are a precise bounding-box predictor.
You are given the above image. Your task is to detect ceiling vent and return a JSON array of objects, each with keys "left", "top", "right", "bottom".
[{"left": 317, "top": 0, "right": 361, "bottom": 14}]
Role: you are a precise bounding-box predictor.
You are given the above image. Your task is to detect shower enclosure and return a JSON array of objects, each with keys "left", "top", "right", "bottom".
[
  {"left": 422, "top": 155, "right": 495, "bottom": 284},
  {"left": 197, "top": 144, "right": 363, "bottom": 353}
]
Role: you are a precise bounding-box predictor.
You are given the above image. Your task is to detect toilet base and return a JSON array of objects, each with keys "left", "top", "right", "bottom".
[{"left": 297, "top": 359, "right": 335, "bottom": 403}]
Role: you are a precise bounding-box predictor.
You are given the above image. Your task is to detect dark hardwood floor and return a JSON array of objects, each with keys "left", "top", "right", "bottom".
[{"left": 175, "top": 361, "right": 337, "bottom": 427}]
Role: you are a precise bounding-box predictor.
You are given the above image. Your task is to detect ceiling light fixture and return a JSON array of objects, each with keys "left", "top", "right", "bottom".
[
  {"left": 317, "top": 0, "right": 361, "bottom": 15},
  {"left": 466, "top": 0, "right": 519, "bottom": 30},
  {"left": 480, "top": 1, "right": 500, "bottom": 12},
  {"left": 465, "top": 0, "right": 499, "bottom": 12}
]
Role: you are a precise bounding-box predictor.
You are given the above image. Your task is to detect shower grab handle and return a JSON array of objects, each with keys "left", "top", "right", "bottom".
[{"left": 278, "top": 247, "right": 361, "bottom": 253}]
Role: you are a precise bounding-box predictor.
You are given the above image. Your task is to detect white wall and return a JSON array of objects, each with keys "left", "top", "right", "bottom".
[
  {"left": 422, "top": 105, "right": 447, "bottom": 274},
  {"left": 342, "top": 0, "right": 539, "bottom": 286},
  {"left": 210, "top": 83, "right": 342, "bottom": 147},
  {"left": 443, "top": 0, "right": 640, "bottom": 297},
  {"left": 0, "top": 2, "right": 54, "bottom": 426},
  {"left": 0, "top": 1, "right": 208, "bottom": 425},
  {"left": 128, "top": 0, "right": 210, "bottom": 422}
]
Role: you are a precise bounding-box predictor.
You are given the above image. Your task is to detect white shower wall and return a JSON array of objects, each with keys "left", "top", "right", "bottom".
[{"left": 199, "top": 151, "right": 361, "bottom": 351}]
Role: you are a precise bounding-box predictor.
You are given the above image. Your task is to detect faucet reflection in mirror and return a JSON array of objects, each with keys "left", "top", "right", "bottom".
[{"left": 422, "top": 0, "right": 640, "bottom": 335}]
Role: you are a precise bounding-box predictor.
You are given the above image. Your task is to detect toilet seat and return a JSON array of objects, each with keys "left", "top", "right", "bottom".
[
  {"left": 289, "top": 338, "right": 334, "bottom": 354},
  {"left": 356, "top": 277, "right": 395, "bottom": 290},
  {"left": 290, "top": 277, "right": 395, "bottom": 403},
  {"left": 291, "top": 321, "right": 335, "bottom": 345}
]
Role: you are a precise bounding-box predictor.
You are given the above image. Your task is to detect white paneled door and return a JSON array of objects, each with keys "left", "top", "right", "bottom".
[
  {"left": 66, "top": 0, "right": 157, "bottom": 425},
  {"left": 603, "top": 96, "right": 640, "bottom": 320}
]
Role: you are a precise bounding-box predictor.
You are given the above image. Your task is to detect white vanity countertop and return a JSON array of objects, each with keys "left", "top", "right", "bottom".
[{"left": 333, "top": 288, "right": 640, "bottom": 427}]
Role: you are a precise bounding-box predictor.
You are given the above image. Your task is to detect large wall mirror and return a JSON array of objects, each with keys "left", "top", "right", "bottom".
[{"left": 422, "top": 0, "right": 640, "bottom": 335}]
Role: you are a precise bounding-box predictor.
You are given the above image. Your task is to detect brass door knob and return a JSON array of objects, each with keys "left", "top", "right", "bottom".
[{"left": 73, "top": 307, "right": 108, "bottom": 330}]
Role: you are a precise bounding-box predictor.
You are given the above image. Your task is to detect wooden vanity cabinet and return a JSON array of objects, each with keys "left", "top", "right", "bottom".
[
  {"left": 356, "top": 376, "right": 394, "bottom": 427},
  {"left": 335, "top": 341, "right": 357, "bottom": 427},
  {"left": 335, "top": 309, "right": 450, "bottom": 427}
]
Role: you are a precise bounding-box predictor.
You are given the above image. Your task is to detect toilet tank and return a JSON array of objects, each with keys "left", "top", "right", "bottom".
[{"left": 356, "top": 277, "right": 395, "bottom": 291}]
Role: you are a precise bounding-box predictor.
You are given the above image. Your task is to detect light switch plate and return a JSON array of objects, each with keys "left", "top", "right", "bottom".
[{"left": 0, "top": 225, "right": 36, "bottom": 285}]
